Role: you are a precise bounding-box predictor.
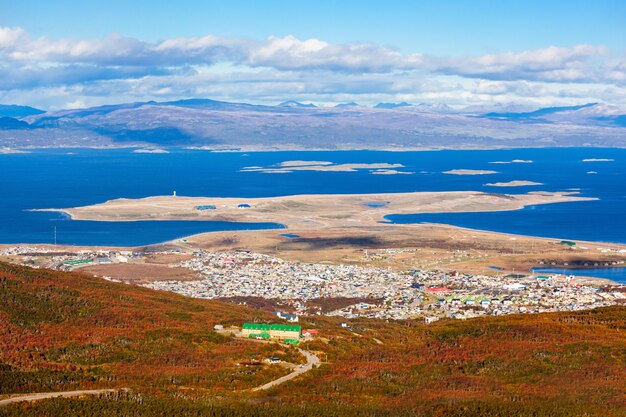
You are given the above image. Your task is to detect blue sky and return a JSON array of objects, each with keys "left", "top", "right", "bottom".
[{"left": 1, "top": 0, "right": 625, "bottom": 109}]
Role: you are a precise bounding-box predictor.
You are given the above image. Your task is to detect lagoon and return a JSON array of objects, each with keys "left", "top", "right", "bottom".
[{"left": 531, "top": 267, "right": 626, "bottom": 284}]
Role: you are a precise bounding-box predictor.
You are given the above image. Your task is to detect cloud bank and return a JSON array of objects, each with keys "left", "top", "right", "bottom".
[{"left": 1, "top": 26, "right": 625, "bottom": 109}]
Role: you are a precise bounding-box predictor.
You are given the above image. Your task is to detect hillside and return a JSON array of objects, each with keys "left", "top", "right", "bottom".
[
  {"left": 0, "top": 100, "right": 625, "bottom": 150},
  {"left": 0, "top": 262, "right": 295, "bottom": 396},
  {"left": 0, "top": 262, "right": 625, "bottom": 416}
]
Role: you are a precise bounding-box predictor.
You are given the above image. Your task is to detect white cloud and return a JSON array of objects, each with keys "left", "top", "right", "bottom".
[
  {"left": 433, "top": 45, "right": 612, "bottom": 83},
  {"left": 0, "top": 26, "right": 625, "bottom": 109},
  {"left": 247, "top": 35, "right": 423, "bottom": 72},
  {"left": 0, "top": 27, "right": 28, "bottom": 49}
]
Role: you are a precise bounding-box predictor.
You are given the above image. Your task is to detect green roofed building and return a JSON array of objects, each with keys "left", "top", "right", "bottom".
[
  {"left": 241, "top": 323, "right": 301, "bottom": 340},
  {"left": 63, "top": 259, "right": 93, "bottom": 266}
]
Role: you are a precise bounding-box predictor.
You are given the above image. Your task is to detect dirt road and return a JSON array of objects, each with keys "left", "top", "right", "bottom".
[
  {"left": 0, "top": 389, "right": 125, "bottom": 406},
  {"left": 252, "top": 346, "right": 321, "bottom": 391}
]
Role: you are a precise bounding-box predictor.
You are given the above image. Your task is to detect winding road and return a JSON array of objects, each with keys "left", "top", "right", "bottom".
[
  {"left": 0, "top": 340, "right": 321, "bottom": 405},
  {"left": 252, "top": 346, "right": 321, "bottom": 391}
]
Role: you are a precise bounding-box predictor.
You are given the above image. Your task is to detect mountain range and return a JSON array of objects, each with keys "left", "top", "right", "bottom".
[{"left": 1, "top": 99, "right": 625, "bottom": 150}]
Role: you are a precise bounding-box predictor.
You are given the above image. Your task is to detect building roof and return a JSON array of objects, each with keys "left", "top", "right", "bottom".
[
  {"left": 270, "top": 323, "right": 301, "bottom": 332},
  {"left": 243, "top": 323, "right": 271, "bottom": 331},
  {"left": 242, "top": 323, "right": 301, "bottom": 332}
]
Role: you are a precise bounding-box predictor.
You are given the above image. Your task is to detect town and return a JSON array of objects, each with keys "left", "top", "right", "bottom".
[{"left": 3, "top": 245, "right": 623, "bottom": 322}]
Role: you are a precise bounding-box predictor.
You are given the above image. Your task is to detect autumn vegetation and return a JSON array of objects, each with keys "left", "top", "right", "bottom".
[{"left": 0, "top": 261, "right": 625, "bottom": 416}]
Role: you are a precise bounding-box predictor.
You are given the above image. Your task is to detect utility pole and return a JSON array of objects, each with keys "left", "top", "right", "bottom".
[{"left": 53, "top": 226, "right": 57, "bottom": 247}]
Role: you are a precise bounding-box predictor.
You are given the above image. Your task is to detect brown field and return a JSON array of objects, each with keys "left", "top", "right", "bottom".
[
  {"left": 80, "top": 263, "right": 200, "bottom": 282},
  {"left": 41, "top": 191, "right": 593, "bottom": 229}
]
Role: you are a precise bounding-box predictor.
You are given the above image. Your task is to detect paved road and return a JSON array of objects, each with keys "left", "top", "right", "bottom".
[
  {"left": 0, "top": 389, "right": 124, "bottom": 407},
  {"left": 252, "top": 346, "right": 321, "bottom": 391}
]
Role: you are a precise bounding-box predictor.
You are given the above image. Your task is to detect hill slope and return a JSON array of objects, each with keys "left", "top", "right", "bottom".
[
  {"left": 0, "top": 262, "right": 625, "bottom": 416},
  {"left": 0, "top": 262, "right": 292, "bottom": 396},
  {"left": 1, "top": 100, "right": 625, "bottom": 149}
]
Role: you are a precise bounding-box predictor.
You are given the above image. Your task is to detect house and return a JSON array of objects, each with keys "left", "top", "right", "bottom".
[
  {"left": 302, "top": 329, "right": 319, "bottom": 337},
  {"left": 504, "top": 283, "right": 527, "bottom": 291},
  {"left": 95, "top": 257, "right": 112, "bottom": 264},
  {"left": 276, "top": 311, "right": 299, "bottom": 322},
  {"left": 237, "top": 203, "right": 251, "bottom": 209},
  {"left": 425, "top": 287, "right": 451, "bottom": 294},
  {"left": 195, "top": 205, "right": 216, "bottom": 210}
]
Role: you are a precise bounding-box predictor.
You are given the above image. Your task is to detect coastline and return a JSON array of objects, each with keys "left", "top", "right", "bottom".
[
  {"left": 34, "top": 190, "right": 595, "bottom": 226},
  {"left": 16, "top": 190, "right": 626, "bottom": 286},
  {"left": 2, "top": 145, "right": 626, "bottom": 153},
  {"left": 2, "top": 222, "right": 623, "bottom": 286}
]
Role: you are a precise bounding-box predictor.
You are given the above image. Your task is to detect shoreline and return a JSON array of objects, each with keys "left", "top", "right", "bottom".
[
  {"left": 35, "top": 190, "right": 596, "bottom": 222},
  {"left": 2, "top": 222, "right": 624, "bottom": 286},
  {"left": 2, "top": 145, "right": 626, "bottom": 153},
  {"left": 11, "top": 191, "right": 626, "bottom": 285},
  {"left": 28, "top": 190, "right": 600, "bottom": 248},
  {"left": 11, "top": 190, "right": 625, "bottom": 286}
]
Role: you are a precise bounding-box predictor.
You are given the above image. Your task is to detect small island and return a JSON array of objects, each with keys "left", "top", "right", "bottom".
[
  {"left": 443, "top": 169, "right": 499, "bottom": 175},
  {"left": 485, "top": 180, "right": 544, "bottom": 187}
]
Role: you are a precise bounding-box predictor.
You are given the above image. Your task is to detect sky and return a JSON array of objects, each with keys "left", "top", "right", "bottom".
[{"left": 1, "top": 0, "right": 625, "bottom": 110}]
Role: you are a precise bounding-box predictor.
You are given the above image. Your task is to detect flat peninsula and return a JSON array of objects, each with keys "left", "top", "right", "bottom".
[{"left": 42, "top": 190, "right": 594, "bottom": 230}]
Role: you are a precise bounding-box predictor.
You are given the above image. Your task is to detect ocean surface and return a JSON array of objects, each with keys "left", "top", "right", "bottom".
[
  {"left": 0, "top": 147, "right": 624, "bottom": 248},
  {"left": 531, "top": 267, "right": 626, "bottom": 282}
]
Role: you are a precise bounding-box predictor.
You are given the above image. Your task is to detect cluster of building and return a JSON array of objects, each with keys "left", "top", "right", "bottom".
[
  {"left": 142, "top": 250, "right": 625, "bottom": 321},
  {"left": 2, "top": 245, "right": 624, "bottom": 323},
  {"left": 327, "top": 270, "right": 625, "bottom": 321},
  {"left": 143, "top": 251, "right": 411, "bottom": 300},
  {"left": 0, "top": 246, "right": 136, "bottom": 270}
]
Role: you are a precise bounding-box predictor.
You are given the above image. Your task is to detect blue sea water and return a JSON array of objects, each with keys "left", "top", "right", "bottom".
[
  {"left": 531, "top": 267, "right": 626, "bottom": 282},
  {"left": 0, "top": 147, "right": 624, "bottom": 247}
]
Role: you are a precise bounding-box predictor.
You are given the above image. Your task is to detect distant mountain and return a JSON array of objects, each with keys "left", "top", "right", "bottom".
[
  {"left": 0, "top": 104, "right": 45, "bottom": 118},
  {"left": 3, "top": 98, "right": 625, "bottom": 150},
  {"left": 374, "top": 102, "right": 412, "bottom": 109},
  {"left": 0, "top": 117, "right": 30, "bottom": 129},
  {"left": 162, "top": 98, "right": 226, "bottom": 108},
  {"left": 412, "top": 103, "right": 455, "bottom": 113},
  {"left": 374, "top": 102, "right": 454, "bottom": 112},
  {"left": 278, "top": 100, "right": 316, "bottom": 108},
  {"left": 160, "top": 98, "right": 270, "bottom": 111},
  {"left": 461, "top": 103, "right": 537, "bottom": 114},
  {"left": 481, "top": 102, "right": 626, "bottom": 128},
  {"left": 482, "top": 103, "right": 598, "bottom": 120},
  {"left": 335, "top": 102, "right": 360, "bottom": 108}
]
